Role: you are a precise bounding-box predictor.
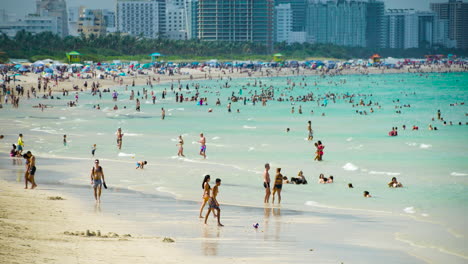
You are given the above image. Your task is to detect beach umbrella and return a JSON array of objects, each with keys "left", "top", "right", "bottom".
[
  {"left": 18, "top": 67, "right": 30, "bottom": 72},
  {"left": 44, "top": 68, "right": 54, "bottom": 73},
  {"left": 118, "top": 72, "right": 126, "bottom": 76},
  {"left": 9, "top": 74, "right": 21, "bottom": 77}
]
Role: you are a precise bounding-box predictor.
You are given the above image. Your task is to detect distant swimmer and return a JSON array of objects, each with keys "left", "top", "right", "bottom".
[
  {"left": 161, "top": 107, "right": 165, "bottom": 120},
  {"left": 388, "top": 177, "right": 403, "bottom": 188},
  {"left": 177, "top": 135, "right": 185, "bottom": 157},
  {"left": 263, "top": 163, "right": 271, "bottom": 203},
  {"left": 63, "top": 134, "right": 67, "bottom": 146},
  {"left": 199, "top": 175, "right": 211, "bottom": 218},
  {"left": 272, "top": 168, "right": 283, "bottom": 204},
  {"left": 90, "top": 159, "right": 106, "bottom": 203},
  {"left": 291, "top": 171, "right": 307, "bottom": 184},
  {"left": 363, "top": 191, "right": 372, "bottom": 198},
  {"left": 204, "top": 178, "right": 223, "bottom": 226},
  {"left": 135, "top": 161, "right": 147, "bottom": 169},
  {"left": 199, "top": 133, "right": 206, "bottom": 159}
]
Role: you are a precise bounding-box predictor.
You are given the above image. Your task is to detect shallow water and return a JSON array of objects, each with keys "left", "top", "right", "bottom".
[{"left": 1, "top": 72, "right": 467, "bottom": 262}]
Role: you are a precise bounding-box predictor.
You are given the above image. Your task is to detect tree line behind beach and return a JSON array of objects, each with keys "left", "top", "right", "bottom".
[{"left": 1, "top": 30, "right": 467, "bottom": 63}]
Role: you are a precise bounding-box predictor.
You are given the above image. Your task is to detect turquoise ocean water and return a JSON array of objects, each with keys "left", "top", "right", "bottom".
[{"left": 1, "top": 72, "right": 467, "bottom": 261}]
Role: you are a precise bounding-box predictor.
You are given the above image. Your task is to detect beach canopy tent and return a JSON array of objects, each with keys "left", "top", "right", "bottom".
[
  {"left": 150, "top": 53, "right": 163, "bottom": 62},
  {"left": 370, "top": 54, "right": 381, "bottom": 63},
  {"left": 273, "top": 53, "right": 284, "bottom": 62},
  {"left": 66, "top": 51, "right": 82, "bottom": 63},
  {"left": 33, "top": 60, "right": 45, "bottom": 67}
]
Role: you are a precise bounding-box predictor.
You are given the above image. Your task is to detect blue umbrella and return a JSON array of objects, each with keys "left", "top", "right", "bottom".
[{"left": 44, "top": 68, "right": 54, "bottom": 73}]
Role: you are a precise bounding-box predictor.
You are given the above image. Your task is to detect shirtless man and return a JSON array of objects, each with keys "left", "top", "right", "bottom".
[
  {"left": 116, "top": 128, "right": 123, "bottom": 150},
  {"left": 161, "top": 107, "right": 165, "bottom": 120},
  {"left": 204, "top": 178, "right": 223, "bottom": 226},
  {"left": 199, "top": 133, "right": 206, "bottom": 159},
  {"left": 90, "top": 159, "right": 106, "bottom": 203},
  {"left": 272, "top": 168, "right": 283, "bottom": 204},
  {"left": 24, "top": 151, "right": 37, "bottom": 189},
  {"left": 263, "top": 163, "right": 271, "bottom": 203}
]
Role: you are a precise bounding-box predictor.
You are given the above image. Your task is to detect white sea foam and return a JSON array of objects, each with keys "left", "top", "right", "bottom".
[
  {"left": 346, "top": 137, "right": 353, "bottom": 142},
  {"left": 118, "top": 152, "right": 135, "bottom": 157},
  {"left": 156, "top": 187, "right": 179, "bottom": 198},
  {"left": 176, "top": 108, "right": 184, "bottom": 111},
  {"left": 404, "top": 207, "right": 415, "bottom": 214},
  {"left": 419, "top": 144, "right": 432, "bottom": 149},
  {"left": 369, "top": 171, "right": 400, "bottom": 176},
  {"left": 406, "top": 142, "right": 417, "bottom": 147},
  {"left": 125, "top": 133, "right": 143, "bottom": 137},
  {"left": 97, "top": 133, "right": 105, "bottom": 135},
  {"left": 450, "top": 172, "right": 468, "bottom": 177},
  {"left": 305, "top": 201, "right": 328, "bottom": 208},
  {"left": 243, "top": 125, "right": 256, "bottom": 129},
  {"left": 212, "top": 136, "right": 220, "bottom": 140},
  {"left": 59, "top": 117, "right": 67, "bottom": 120},
  {"left": 421, "top": 213, "right": 429, "bottom": 217},
  {"left": 248, "top": 147, "right": 255, "bottom": 152},
  {"left": 342, "top": 163, "right": 359, "bottom": 171},
  {"left": 30, "top": 127, "right": 58, "bottom": 134}
]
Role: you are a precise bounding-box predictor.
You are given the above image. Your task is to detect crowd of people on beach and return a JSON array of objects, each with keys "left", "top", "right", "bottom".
[{"left": 2, "top": 61, "right": 467, "bottom": 227}]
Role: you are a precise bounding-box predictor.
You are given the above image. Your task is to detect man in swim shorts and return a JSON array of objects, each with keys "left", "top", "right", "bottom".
[
  {"left": 199, "top": 133, "right": 206, "bottom": 159},
  {"left": 90, "top": 159, "right": 106, "bottom": 203},
  {"left": 272, "top": 168, "right": 283, "bottom": 204},
  {"left": 205, "top": 178, "right": 223, "bottom": 226},
  {"left": 24, "top": 151, "right": 37, "bottom": 189},
  {"left": 263, "top": 163, "right": 271, "bottom": 203}
]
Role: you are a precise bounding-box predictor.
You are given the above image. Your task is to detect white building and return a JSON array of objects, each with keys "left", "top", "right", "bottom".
[
  {"left": 117, "top": 0, "right": 166, "bottom": 39},
  {"left": 403, "top": 10, "right": 419, "bottom": 49},
  {"left": 275, "top": 4, "right": 292, "bottom": 43},
  {"left": 0, "top": 14, "right": 59, "bottom": 37},
  {"left": 68, "top": 6, "right": 81, "bottom": 36},
  {"left": 36, "top": 0, "right": 68, "bottom": 37},
  {"left": 166, "top": 0, "right": 187, "bottom": 40}
]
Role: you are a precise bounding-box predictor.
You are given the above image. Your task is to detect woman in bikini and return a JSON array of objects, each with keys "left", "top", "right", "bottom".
[
  {"left": 177, "top": 135, "right": 185, "bottom": 157},
  {"left": 199, "top": 175, "right": 211, "bottom": 218}
]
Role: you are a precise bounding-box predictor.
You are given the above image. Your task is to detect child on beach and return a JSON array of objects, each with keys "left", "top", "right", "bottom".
[
  {"left": 91, "top": 144, "right": 96, "bottom": 157},
  {"left": 135, "top": 161, "right": 147, "bottom": 169}
]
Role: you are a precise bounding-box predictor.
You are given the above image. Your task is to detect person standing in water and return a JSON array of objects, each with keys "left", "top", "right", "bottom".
[
  {"left": 272, "top": 168, "right": 283, "bottom": 204},
  {"left": 317, "top": 140, "right": 325, "bottom": 161},
  {"left": 161, "top": 107, "right": 165, "bottom": 120},
  {"left": 177, "top": 135, "right": 185, "bottom": 157},
  {"left": 263, "top": 163, "right": 271, "bottom": 203},
  {"left": 17, "top": 133, "right": 24, "bottom": 155},
  {"left": 116, "top": 128, "right": 124, "bottom": 150},
  {"left": 136, "top": 98, "right": 141, "bottom": 112},
  {"left": 90, "top": 159, "right": 106, "bottom": 203},
  {"left": 307, "top": 121, "right": 313, "bottom": 141},
  {"left": 199, "top": 133, "right": 206, "bottom": 159},
  {"left": 91, "top": 144, "right": 96, "bottom": 157},
  {"left": 205, "top": 178, "right": 223, "bottom": 226},
  {"left": 199, "top": 175, "right": 211, "bottom": 218},
  {"left": 23, "top": 151, "right": 37, "bottom": 189}
]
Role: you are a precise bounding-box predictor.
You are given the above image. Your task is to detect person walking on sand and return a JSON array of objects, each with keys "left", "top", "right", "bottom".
[
  {"left": 177, "top": 135, "right": 185, "bottom": 157},
  {"left": 23, "top": 151, "right": 37, "bottom": 189},
  {"left": 199, "top": 175, "right": 211, "bottom": 218},
  {"left": 205, "top": 178, "right": 223, "bottom": 226},
  {"left": 90, "top": 159, "right": 106, "bottom": 203},
  {"left": 263, "top": 163, "right": 271, "bottom": 203},
  {"left": 116, "top": 128, "right": 124, "bottom": 150},
  {"left": 199, "top": 133, "right": 207, "bottom": 159},
  {"left": 272, "top": 168, "right": 283, "bottom": 204}
]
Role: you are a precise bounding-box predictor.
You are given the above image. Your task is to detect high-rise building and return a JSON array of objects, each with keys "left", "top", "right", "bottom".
[
  {"left": 166, "top": 0, "right": 187, "bottom": 40},
  {"left": 36, "top": 0, "right": 69, "bottom": 37},
  {"left": 306, "top": 0, "right": 367, "bottom": 47},
  {"left": 0, "top": 14, "right": 59, "bottom": 37},
  {"left": 366, "top": 0, "right": 385, "bottom": 48},
  {"left": 185, "top": 0, "right": 198, "bottom": 39},
  {"left": 430, "top": 0, "right": 468, "bottom": 49},
  {"left": 102, "top": 10, "right": 116, "bottom": 33},
  {"left": 197, "top": 0, "right": 274, "bottom": 49},
  {"left": 275, "top": 0, "right": 307, "bottom": 32},
  {"left": 275, "top": 3, "right": 293, "bottom": 43},
  {"left": 78, "top": 8, "right": 106, "bottom": 37},
  {"left": 68, "top": 6, "right": 81, "bottom": 36},
  {"left": 116, "top": 0, "right": 166, "bottom": 39}
]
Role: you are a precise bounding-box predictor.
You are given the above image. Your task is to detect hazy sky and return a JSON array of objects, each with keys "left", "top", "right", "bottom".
[{"left": 1, "top": 0, "right": 461, "bottom": 20}]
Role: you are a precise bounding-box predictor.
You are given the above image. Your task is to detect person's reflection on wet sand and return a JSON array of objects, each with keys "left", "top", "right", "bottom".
[
  {"left": 202, "top": 226, "right": 220, "bottom": 256},
  {"left": 273, "top": 208, "right": 281, "bottom": 241}
]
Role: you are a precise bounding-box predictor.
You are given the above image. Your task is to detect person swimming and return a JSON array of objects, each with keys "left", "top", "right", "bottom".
[
  {"left": 388, "top": 177, "right": 403, "bottom": 188},
  {"left": 364, "top": 191, "right": 372, "bottom": 198}
]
